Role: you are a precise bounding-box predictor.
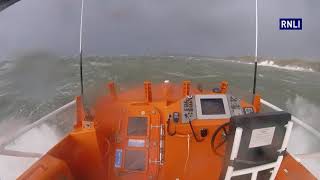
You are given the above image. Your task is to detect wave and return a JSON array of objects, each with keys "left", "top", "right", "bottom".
[
  {"left": 286, "top": 95, "right": 320, "bottom": 178},
  {"left": 280, "top": 79, "right": 297, "bottom": 84},
  {"left": 258, "top": 60, "right": 314, "bottom": 72},
  {"left": 221, "top": 57, "right": 320, "bottom": 72},
  {"left": 164, "top": 72, "right": 218, "bottom": 79},
  {"left": 287, "top": 95, "right": 320, "bottom": 154}
]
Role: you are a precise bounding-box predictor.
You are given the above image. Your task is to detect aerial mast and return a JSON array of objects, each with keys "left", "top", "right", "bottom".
[
  {"left": 252, "top": 0, "right": 259, "bottom": 96},
  {"left": 79, "top": 0, "right": 85, "bottom": 97}
]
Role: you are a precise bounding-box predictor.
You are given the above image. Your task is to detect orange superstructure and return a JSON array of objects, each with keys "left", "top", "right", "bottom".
[{"left": 18, "top": 81, "right": 316, "bottom": 180}]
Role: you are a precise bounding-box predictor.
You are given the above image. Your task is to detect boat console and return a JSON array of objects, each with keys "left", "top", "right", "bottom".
[{"left": 181, "top": 94, "right": 231, "bottom": 123}]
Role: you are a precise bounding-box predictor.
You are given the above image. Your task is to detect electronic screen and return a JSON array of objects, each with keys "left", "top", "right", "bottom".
[{"left": 200, "top": 98, "right": 226, "bottom": 115}]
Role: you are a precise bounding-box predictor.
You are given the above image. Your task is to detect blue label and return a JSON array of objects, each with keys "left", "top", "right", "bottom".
[
  {"left": 114, "top": 149, "right": 122, "bottom": 168},
  {"left": 279, "top": 18, "right": 302, "bottom": 30}
]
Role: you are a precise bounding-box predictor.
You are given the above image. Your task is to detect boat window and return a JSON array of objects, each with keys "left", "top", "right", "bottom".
[
  {"left": 127, "top": 117, "right": 147, "bottom": 136},
  {"left": 124, "top": 150, "right": 146, "bottom": 171}
]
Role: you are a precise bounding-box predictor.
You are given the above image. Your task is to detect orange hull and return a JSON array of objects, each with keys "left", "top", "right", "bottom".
[{"left": 18, "top": 81, "right": 316, "bottom": 180}]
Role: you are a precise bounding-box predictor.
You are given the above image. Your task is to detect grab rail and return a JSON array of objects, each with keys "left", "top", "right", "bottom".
[{"left": 261, "top": 98, "right": 320, "bottom": 140}]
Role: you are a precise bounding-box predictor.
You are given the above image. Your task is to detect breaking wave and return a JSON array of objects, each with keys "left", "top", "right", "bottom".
[
  {"left": 222, "top": 57, "right": 320, "bottom": 72},
  {"left": 258, "top": 60, "right": 314, "bottom": 72},
  {"left": 287, "top": 95, "right": 320, "bottom": 154},
  {"left": 286, "top": 95, "right": 320, "bottom": 178}
]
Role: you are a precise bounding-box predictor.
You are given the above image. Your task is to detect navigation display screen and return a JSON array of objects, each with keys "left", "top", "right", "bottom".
[{"left": 200, "top": 98, "right": 226, "bottom": 115}]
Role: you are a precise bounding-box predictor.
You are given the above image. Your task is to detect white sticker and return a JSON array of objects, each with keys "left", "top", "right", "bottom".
[
  {"left": 128, "top": 139, "right": 145, "bottom": 147},
  {"left": 249, "top": 127, "right": 275, "bottom": 148}
]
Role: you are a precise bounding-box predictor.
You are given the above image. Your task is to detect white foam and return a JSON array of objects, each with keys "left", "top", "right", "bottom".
[
  {"left": 5, "top": 124, "right": 59, "bottom": 153},
  {"left": 287, "top": 95, "right": 320, "bottom": 153},
  {"left": 286, "top": 96, "right": 320, "bottom": 178},
  {"left": 0, "top": 62, "right": 14, "bottom": 71},
  {"left": 89, "top": 61, "right": 112, "bottom": 67},
  {"left": 0, "top": 92, "right": 8, "bottom": 97},
  {"left": 219, "top": 59, "right": 314, "bottom": 72},
  {"left": 164, "top": 72, "right": 218, "bottom": 79},
  {"left": 222, "top": 59, "right": 254, "bottom": 65},
  {"left": 258, "top": 60, "right": 314, "bottom": 72},
  {"left": 0, "top": 124, "right": 59, "bottom": 180},
  {"left": 280, "top": 79, "right": 297, "bottom": 84}
]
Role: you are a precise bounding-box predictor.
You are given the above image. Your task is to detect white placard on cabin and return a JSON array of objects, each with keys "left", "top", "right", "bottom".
[{"left": 249, "top": 127, "right": 275, "bottom": 148}]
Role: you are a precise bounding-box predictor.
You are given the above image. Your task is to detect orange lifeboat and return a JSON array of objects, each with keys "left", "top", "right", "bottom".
[{"left": 18, "top": 80, "right": 316, "bottom": 180}]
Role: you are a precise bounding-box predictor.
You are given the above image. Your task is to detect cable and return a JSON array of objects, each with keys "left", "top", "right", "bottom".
[
  {"left": 183, "top": 134, "right": 190, "bottom": 173},
  {"left": 188, "top": 120, "right": 204, "bottom": 142},
  {"left": 167, "top": 113, "right": 204, "bottom": 142}
]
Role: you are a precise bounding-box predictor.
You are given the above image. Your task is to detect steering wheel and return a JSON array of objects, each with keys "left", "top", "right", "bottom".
[{"left": 211, "top": 122, "right": 230, "bottom": 157}]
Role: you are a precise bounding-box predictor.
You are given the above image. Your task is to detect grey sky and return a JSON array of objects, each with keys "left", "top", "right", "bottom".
[{"left": 0, "top": 0, "right": 319, "bottom": 58}]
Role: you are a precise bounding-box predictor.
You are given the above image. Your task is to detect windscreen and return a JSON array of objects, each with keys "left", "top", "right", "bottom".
[{"left": 200, "top": 98, "right": 226, "bottom": 115}]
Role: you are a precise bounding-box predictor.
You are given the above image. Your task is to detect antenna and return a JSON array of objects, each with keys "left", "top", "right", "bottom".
[
  {"left": 79, "top": 0, "right": 84, "bottom": 96},
  {"left": 252, "top": 0, "right": 258, "bottom": 95},
  {"left": 78, "top": 0, "right": 92, "bottom": 122}
]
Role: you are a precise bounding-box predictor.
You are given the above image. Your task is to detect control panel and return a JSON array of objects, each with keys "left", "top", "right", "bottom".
[
  {"left": 181, "top": 94, "right": 232, "bottom": 123},
  {"left": 227, "top": 95, "right": 244, "bottom": 116},
  {"left": 181, "top": 96, "right": 197, "bottom": 123}
]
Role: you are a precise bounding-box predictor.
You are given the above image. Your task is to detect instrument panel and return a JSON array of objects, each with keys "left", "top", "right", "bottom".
[
  {"left": 181, "top": 96, "right": 197, "bottom": 123},
  {"left": 181, "top": 94, "right": 234, "bottom": 123}
]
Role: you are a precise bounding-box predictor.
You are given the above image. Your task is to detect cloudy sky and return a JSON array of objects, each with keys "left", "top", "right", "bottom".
[{"left": 0, "top": 0, "right": 319, "bottom": 58}]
